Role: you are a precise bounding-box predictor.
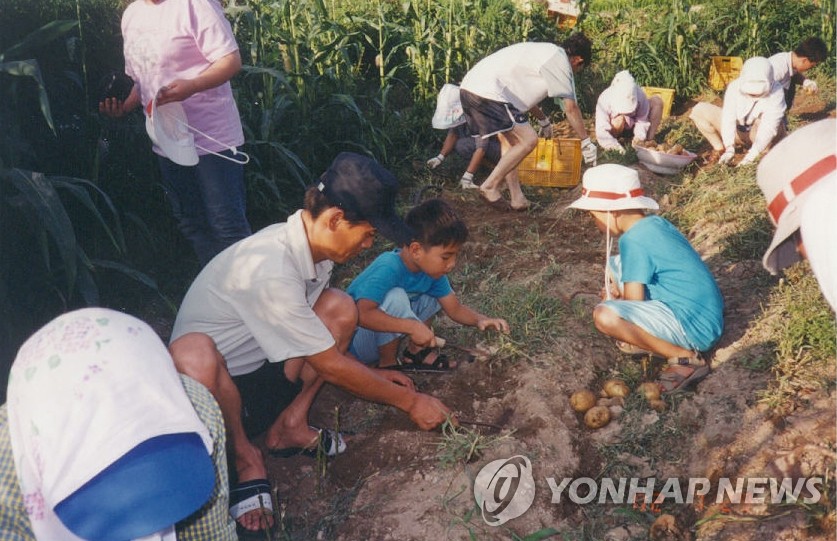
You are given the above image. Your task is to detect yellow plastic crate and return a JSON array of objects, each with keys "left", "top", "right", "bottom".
[
  {"left": 642, "top": 86, "right": 675, "bottom": 119},
  {"left": 708, "top": 56, "right": 743, "bottom": 91},
  {"left": 518, "top": 138, "right": 581, "bottom": 188}
]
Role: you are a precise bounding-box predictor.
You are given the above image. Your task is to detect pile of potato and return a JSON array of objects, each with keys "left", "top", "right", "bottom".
[
  {"left": 635, "top": 139, "right": 686, "bottom": 155},
  {"left": 569, "top": 379, "right": 667, "bottom": 430}
]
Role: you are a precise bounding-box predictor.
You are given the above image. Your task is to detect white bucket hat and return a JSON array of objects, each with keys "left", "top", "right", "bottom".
[
  {"left": 610, "top": 70, "right": 638, "bottom": 115},
  {"left": 738, "top": 56, "right": 773, "bottom": 97},
  {"left": 758, "top": 118, "right": 836, "bottom": 274},
  {"left": 145, "top": 92, "right": 249, "bottom": 166},
  {"left": 569, "top": 164, "right": 659, "bottom": 211}
]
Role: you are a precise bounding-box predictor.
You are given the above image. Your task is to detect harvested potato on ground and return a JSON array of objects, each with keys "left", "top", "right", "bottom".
[
  {"left": 584, "top": 405, "right": 611, "bottom": 429},
  {"left": 638, "top": 382, "right": 662, "bottom": 401},
  {"left": 603, "top": 379, "right": 630, "bottom": 398},
  {"left": 570, "top": 389, "right": 597, "bottom": 413},
  {"left": 649, "top": 399, "right": 667, "bottom": 412},
  {"left": 669, "top": 143, "right": 684, "bottom": 155}
]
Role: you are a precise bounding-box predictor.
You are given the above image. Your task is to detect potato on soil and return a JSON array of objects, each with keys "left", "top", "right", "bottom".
[
  {"left": 570, "top": 389, "right": 597, "bottom": 413},
  {"left": 638, "top": 382, "right": 662, "bottom": 401},
  {"left": 584, "top": 405, "right": 611, "bottom": 429},
  {"left": 603, "top": 379, "right": 630, "bottom": 398}
]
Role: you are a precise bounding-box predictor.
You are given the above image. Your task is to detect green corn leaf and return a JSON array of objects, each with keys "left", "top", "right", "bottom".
[
  {"left": 51, "top": 177, "right": 126, "bottom": 253},
  {"left": 1, "top": 168, "right": 77, "bottom": 294},
  {"left": 0, "top": 60, "right": 55, "bottom": 133},
  {"left": 1, "top": 20, "right": 78, "bottom": 61}
]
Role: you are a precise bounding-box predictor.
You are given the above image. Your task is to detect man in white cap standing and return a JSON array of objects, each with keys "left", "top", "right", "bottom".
[
  {"left": 568, "top": 164, "right": 724, "bottom": 393},
  {"left": 757, "top": 118, "right": 836, "bottom": 311},
  {"left": 594, "top": 70, "right": 663, "bottom": 154},
  {"left": 690, "top": 56, "right": 786, "bottom": 166}
]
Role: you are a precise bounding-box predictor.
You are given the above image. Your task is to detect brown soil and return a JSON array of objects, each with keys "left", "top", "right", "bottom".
[{"left": 245, "top": 93, "right": 836, "bottom": 541}]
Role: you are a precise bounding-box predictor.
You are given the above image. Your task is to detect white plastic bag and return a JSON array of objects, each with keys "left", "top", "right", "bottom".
[{"left": 431, "top": 83, "right": 466, "bottom": 129}]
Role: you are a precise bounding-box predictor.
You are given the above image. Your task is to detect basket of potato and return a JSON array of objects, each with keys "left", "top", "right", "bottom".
[{"left": 633, "top": 140, "right": 697, "bottom": 175}]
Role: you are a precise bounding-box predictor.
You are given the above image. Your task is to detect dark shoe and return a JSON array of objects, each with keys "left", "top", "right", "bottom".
[{"left": 393, "top": 346, "right": 457, "bottom": 372}]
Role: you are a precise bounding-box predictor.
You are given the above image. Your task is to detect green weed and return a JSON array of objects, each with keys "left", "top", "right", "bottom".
[
  {"left": 436, "top": 418, "right": 511, "bottom": 468},
  {"left": 756, "top": 266, "right": 836, "bottom": 414}
]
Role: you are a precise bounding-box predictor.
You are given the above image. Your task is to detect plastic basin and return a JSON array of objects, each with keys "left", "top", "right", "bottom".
[{"left": 633, "top": 144, "right": 697, "bottom": 175}]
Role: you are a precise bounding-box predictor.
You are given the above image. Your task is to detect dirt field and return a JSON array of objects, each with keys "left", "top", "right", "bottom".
[{"left": 236, "top": 96, "right": 836, "bottom": 541}]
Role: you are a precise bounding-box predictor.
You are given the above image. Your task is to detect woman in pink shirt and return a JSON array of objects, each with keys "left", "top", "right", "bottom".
[{"left": 100, "top": 0, "right": 251, "bottom": 267}]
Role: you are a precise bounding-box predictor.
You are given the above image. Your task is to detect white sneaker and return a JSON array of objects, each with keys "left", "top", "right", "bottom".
[{"left": 460, "top": 178, "right": 479, "bottom": 189}]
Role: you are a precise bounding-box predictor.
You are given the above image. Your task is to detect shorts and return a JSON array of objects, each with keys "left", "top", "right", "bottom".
[
  {"left": 349, "top": 288, "right": 442, "bottom": 365},
  {"left": 459, "top": 88, "right": 528, "bottom": 140},
  {"left": 232, "top": 360, "right": 302, "bottom": 438},
  {"left": 600, "top": 255, "right": 698, "bottom": 351}
]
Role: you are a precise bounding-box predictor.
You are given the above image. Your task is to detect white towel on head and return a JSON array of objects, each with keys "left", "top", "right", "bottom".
[{"left": 7, "top": 308, "right": 212, "bottom": 540}]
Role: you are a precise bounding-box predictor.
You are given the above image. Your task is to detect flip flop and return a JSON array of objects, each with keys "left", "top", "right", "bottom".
[
  {"left": 393, "top": 346, "right": 457, "bottom": 372},
  {"left": 658, "top": 364, "right": 710, "bottom": 394},
  {"left": 268, "top": 426, "right": 347, "bottom": 458},
  {"left": 229, "top": 479, "right": 274, "bottom": 521}
]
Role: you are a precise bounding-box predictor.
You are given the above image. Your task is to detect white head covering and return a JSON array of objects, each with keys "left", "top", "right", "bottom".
[
  {"left": 738, "top": 57, "right": 774, "bottom": 97},
  {"left": 757, "top": 118, "right": 836, "bottom": 310},
  {"left": 7, "top": 308, "right": 215, "bottom": 540},
  {"left": 431, "top": 83, "right": 466, "bottom": 129},
  {"left": 609, "top": 70, "right": 638, "bottom": 115},
  {"left": 569, "top": 164, "right": 659, "bottom": 211}
]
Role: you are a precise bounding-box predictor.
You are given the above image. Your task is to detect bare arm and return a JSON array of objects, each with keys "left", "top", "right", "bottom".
[
  {"left": 622, "top": 282, "right": 646, "bottom": 301},
  {"left": 306, "top": 346, "right": 451, "bottom": 429},
  {"left": 563, "top": 98, "right": 590, "bottom": 140},
  {"left": 356, "top": 299, "right": 436, "bottom": 347},
  {"left": 437, "top": 293, "right": 510, "bottom": 333},
  {"left": 156, "top": 49, "right": 242, "bottom": 105}
]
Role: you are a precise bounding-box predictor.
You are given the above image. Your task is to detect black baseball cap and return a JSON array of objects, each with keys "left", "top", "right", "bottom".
[{"left": 317, "top": 153, "right": 413, "bottom": 245}]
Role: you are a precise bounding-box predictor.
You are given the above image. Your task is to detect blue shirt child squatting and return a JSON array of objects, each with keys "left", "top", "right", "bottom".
[
  {"left": 615, "top": 215, "right": 724, "bottom": 351},
  {"left": 347, "top": 250, "right": 453, "bottom": 305}
]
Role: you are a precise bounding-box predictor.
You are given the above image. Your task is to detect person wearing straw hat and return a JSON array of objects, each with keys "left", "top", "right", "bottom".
[
  {"left": 0, "top": 308, "right": 237, "bottom": 540},
  {"left": 689, "top": 56, "right": 786, "bottom": 167},
  {"left": 170, "top": 153, "right": 453, "bottom": 533},
  {"left": 568, "top": 164, "right": 724, "bottom": 393},
  {"left": 594, "top": 70, "right": 663, "bottom": 154},
  {"left": 459, "top": 32, "right": 597, "bottom": 211},
  {"left": 757, "top": 118, "right": 836, "bottom": 311},
  {"left": 99, "top": 0, "right": 252, "bottom": 266}
]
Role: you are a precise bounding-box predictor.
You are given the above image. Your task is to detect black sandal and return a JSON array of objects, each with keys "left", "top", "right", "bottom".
[{"left": 394, "top": 347, "right": 456, "bottom": 372}]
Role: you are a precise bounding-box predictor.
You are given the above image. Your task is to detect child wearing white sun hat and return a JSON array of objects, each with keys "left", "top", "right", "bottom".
[{"left": 569, "top": 164, "right": 724, "bottom": 393}]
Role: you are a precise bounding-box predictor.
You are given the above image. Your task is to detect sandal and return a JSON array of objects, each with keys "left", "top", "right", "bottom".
[
  {"left": 394, "top": 347, "right": 457, "bottom": 372},
  {"left": 658, "top": 364, "right": 710, "bottom": 394},
  {"left": 268, "top": 426, "right": 347, "bottom": 458}
]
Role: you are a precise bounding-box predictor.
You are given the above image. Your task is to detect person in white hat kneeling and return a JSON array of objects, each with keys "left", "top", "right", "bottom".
[
  {"left": 569, "top": 164, "right": 724, "bottom": 393},
  {"left": 689, "top": 56, "right": 786, "bottom": 166},
  {"left": 757, "top": 118, "right": 836, "bottom": 311},
  {"left": 594, "top": 70, "right": 663, "bottom": 154}
]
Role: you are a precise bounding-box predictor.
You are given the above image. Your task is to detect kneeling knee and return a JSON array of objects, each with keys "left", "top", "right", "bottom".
[
  {"left": 593, "top": 304, "right": 621, "bottom": 333},
  {"left": 169, "top": 332, "right": 221, "bottom": 375}
]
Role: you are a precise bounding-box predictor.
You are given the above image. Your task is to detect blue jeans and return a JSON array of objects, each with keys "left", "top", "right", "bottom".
[
  {"left": 349, "top": 288, "right": 442, "bottom": 365},
  {"left": 157, "top": 149, "right": 252, "bottom": 265}
]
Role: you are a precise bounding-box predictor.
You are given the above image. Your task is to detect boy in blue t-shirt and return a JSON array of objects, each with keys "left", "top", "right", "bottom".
[
  {"left": 348, "top": 198, "right": 509, "bottom": 370},
  {"left": 569, "top": 164, "right": 724, "bottom": 392}
]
